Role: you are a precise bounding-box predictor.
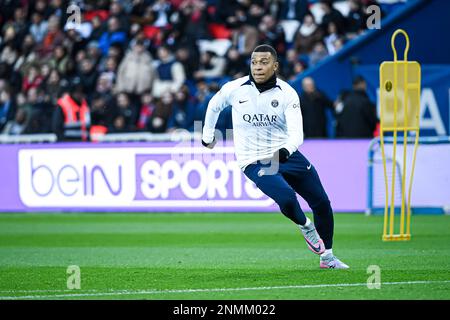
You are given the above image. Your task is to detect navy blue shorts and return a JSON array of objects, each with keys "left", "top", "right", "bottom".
[{"left": 244, "top": 150, "right": 329, "bottom": 210}]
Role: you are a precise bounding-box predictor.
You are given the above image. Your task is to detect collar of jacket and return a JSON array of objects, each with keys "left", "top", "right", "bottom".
[{"left": 249, "top": 72, "right": 278, "bottom": 93}]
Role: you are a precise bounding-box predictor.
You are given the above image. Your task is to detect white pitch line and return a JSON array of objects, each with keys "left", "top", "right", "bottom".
[
  {"left": 0, "top": 289, "right": 102, "bottom": 294},
  {"left": 1, "top": 280, "right": 449, "bottom": 300}
]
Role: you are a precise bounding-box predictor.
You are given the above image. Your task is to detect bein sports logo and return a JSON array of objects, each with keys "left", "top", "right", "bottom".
[
  {"left": 18, "top": 148, "right": 271, "bottom": 208},
  {"left": 28, "top": 157, "right": 122, "bottom": 197}
]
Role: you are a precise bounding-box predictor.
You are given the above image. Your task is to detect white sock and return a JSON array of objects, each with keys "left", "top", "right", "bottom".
[
  {"left": 299, "top": 217, "right": 312, "bottom": 229},
  {"left": 321, "top": 249, "right": 333, "bottom": 258}
]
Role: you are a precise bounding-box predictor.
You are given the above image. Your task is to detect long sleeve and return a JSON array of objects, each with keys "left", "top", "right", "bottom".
[
  {"left": 202, "top": 87, "right": 229, "bottom": 143},
  {"left": 283, "top": 92, "right": 304, "bottom": 154}
]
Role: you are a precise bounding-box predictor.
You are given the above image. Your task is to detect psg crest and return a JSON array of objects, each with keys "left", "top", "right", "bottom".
[{"left": 271, "top": 100, "right": 279, "bottom": 108}]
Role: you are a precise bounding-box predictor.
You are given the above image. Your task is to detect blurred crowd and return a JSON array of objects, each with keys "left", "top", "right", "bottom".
[{"left": 0, "top": 0, "right": 390, "bottom": 141}]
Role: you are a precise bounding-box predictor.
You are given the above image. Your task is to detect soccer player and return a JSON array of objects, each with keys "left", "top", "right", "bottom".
[{"left": 201, "top": 44, "right": 349, "bottom": 269}]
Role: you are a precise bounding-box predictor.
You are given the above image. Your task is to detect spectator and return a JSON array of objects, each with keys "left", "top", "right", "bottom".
[
  {"left": 98, "top": 17, "right": 127, "bottom": 56},
  {"left": 33, "top": 0, "right": 52, "bottom": 19},
  {"left": 192, "top": 81, "right": 217, "bottom": 123},
  {"left": 309, "top": 41, "right": 329, "bottom": 66},
  {"left": 64, "top": 28, "right": 89, "bottom": 61},
  {"left": 231, "top": 21, "right": 259, "bottom": 59},
  {"left": 177, "top": 0, "right": 210, "bottom": 41},
  {"left": 324, "top": 22, "right": 342, "bottom": 55},
  {"left": 333, "top": 37, "right": 345, "bottom": 52},
  {"left": 29, "top": 12, "right": 48, "bottom": 44},
  {"left": 0, "top": 42, "right": 18, "bottom": 66},
  {"left": 3, "top": 7, "right": 28, "bottom": 45},
  {"left": 152, "top": 46, "right": 186, "bottom": 98},
  {"left": 47, "top": 45, "right": 70, "bottom": 75},
  {"left": 282, "top": 49, "right": 307, "bottom": 81},
  {"left": 116, "top": 40, "right": 155, "bottom": 96},
  {"left": 128, "top": 26, "right": 150, "bottom": 49},
  {"left": 224, "top": 47, "right": 248, "bottom": 79},
  {"left": 90, "top": 95, "right": 114, "bottom": 130},
  {"left": 47, "top": 0, "right": 65, "bottom": 20},
  {"left": 258, "top": 15, "right": 287, "bottom": 57},
  {"left": 278, "top": 0, "right": 309, "bottom": 22},
  {"left": 214, "top": 0, "right": 241, "bottom": 25},
  {"left": 175, "top": 46, "right": 199, "bottom": 80},
  {"left": 104, "top": 57, "right": 119, "bottom": 77},
  {"left": 99, "top": 57, "right": 118, "bottom": 84},
  {"left": 23, "top": 87, "right": 53, "bottom": 134},
  {"left": 40, "top": 63, "right": 52, "bottom": 84},
  {"left": 151, "top": 0, "right": 174, "bottom": 28},
  {"left": 294, "top": 13, "right": 324, "bottom": 55},
  {"left": 167, "top": 85, "right": 196, "bottom": 131},
  {"left": 73, "top": 50, "right": 88, "bottom": 75},
  {"left": 86, "top": 41, "right": 102, "bottom": 66},
  {"left": 137, "top": 91, "right": 156, "bottom": 131},
  {"left": 2, "top": 107, "right": 29, "bottom": 135},
  {"left": 346, "top": 0, "right": 366, "bottom": 35},
  {"left": 22, "top": 65, "right": 44, "bottom": 93},
  {"left": 89, "top": 15, "right": 106, "bottom": 41},
  {"left": 38, "top": 15, "right": 65, "bottom": 58},
  {"left": 148, "top": 92, "right": 174, "bottom": 133},
  {"left": 112, "top": 92, "right": 138, "bottom": 132},
  {"left": 0, "top": 87, "right": 16, "bottom": 131},
  {"left": 300, "top": 77, "right": 334, "bottom": 138},
  {"left": 52, "top": 80, "right": 91, "bottom": 141},
  {"left": 292, "top": 60, "right": 307, "bottom": 80},
  {"left": 97, "top": 44, "right": 123, "bottom": 74},
  {"left": 335, "top": 76, "right": 378, "bottom": 138},
  {"left": 78, "top": 59, "right": 98, "bottom": 101},
  {"left": 14, "top": 35, "right": 38, "bottom": 75},
  {"left": 109, "top": 1, "right": 130, "bottom": 32},
  {"left": 320, "top": 0, "right": 346, "bottom": 34},
  {"left": 41, "top": 68, "right": 66, "bottom": 105},
  {"left": 131, "top": 5, "right": 157, "bottom": 29},
  {"left": 109, "top": 115, "right": 128, "bottom": 133},
  {"left": 247, "top": 3, "right": 265, "bottom": 28},
  {"left": 95, "top": 72, "right": 115, "bottom": 98}
]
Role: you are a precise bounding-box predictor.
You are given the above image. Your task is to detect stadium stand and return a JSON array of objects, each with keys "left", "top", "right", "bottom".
[{"left": 0, "top": 0, "right": 408, "bottom": 142}]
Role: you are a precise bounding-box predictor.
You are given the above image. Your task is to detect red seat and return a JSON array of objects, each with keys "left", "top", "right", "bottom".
[
  {"left": 208, "top": 23, "right": 232, "bottom": 39},
  {"left": 90, "top": 125, "right": 108, "bottom": 142},
  {"left": 143, "top": 25, "right": 161, "bottom": 39},
  {"left": 84, "top": 10, "right": 109, "bottom": 22}
]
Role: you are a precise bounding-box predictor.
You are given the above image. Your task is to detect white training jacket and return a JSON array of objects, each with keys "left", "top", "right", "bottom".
[{"left": 202, "top": 75, "right": 304, "bottom": 170}]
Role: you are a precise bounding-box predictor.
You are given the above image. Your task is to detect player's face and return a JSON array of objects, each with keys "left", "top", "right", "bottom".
[{"left": 250, "top": 52, "right": 278, "bottom": 84}]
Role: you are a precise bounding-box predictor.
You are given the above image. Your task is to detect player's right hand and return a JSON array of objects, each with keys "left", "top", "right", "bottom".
[
  {"left": 273, "top": 148, "right": 290, "bottom": 163},
  {"left": 201, "top": 137, "right": 216, "bottom": 149}
]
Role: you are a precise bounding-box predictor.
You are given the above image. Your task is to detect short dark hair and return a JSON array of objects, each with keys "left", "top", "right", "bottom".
[
  {"left": 353, "top": 75, "right": 366, "bottom": 86},
  {"left": 252, "top": 44, "right": 278, "bottom": 61}
]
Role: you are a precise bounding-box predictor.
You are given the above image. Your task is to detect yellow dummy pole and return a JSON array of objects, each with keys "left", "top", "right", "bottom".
[{"left": 379, "top": 29, "right": 421, "bottom": 241}]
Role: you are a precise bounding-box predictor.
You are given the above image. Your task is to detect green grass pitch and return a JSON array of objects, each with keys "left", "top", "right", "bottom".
[{"left": 0, "top": 212, "right": 449, "bottom": 300}]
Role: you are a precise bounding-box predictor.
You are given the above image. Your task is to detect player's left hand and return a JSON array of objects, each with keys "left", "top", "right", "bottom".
[
  {"left": 273, "top": 148, "right": 290, "bottom": 163},
  {"left": 201, "top": 137, "right": 217, "bottom": 149}
]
